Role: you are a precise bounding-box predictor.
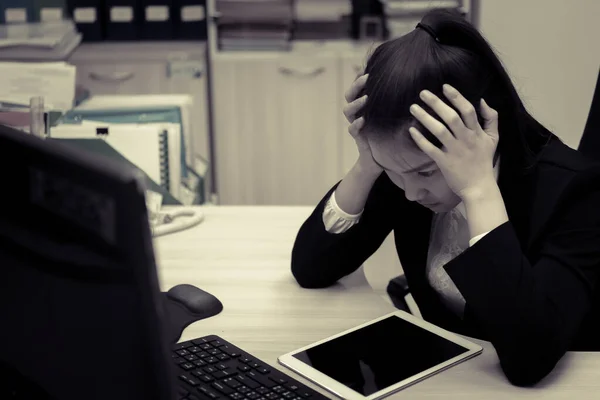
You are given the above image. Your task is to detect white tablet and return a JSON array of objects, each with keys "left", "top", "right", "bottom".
[{"left": 278, "top": 311, "right": 483, "bottom": 400}]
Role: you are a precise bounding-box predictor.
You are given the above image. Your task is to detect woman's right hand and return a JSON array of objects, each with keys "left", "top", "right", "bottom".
[{"left": 343, "top": 74, "right": 382, "bottom": 174}]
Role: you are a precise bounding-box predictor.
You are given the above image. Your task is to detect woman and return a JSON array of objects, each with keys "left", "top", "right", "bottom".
[{"left": 291, "top": 9, "right": 600, "bottom": 386}]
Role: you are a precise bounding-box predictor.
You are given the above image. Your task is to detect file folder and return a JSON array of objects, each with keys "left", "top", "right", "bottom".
[
  {"left": 104, "top": 0, "right": 141, "bottom": 40},
  {"left": 173, "top": 0, "right": 207, "bottom": 40},
  {"left": 49, "top": 122, "right": 184, "bottom": 203},
  {"left": 140, "top": 0, "right": 174, "bottom": 40},
  {"left": 67, "top": 0, "right": 103, "bottom": 41},
  {"left": 33, "top": 0, "right": 66, "bottom": 22},
  {"left": 1, "top": 0, "right": 34, "bottom": 24},
  {"left": 68, "top": 94, "right": 195, "bottom": 172},
  {"left": 49, "top": 138, "right": 181, "bottom": 205}
]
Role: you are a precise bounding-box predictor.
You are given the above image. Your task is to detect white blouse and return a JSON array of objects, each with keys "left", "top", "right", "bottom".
[{"left": 322, "top": 164, "right": 499, "bottom": 318}]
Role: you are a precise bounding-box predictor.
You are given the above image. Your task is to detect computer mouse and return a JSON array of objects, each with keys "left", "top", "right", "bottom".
[{"left": 166, "top": 284, "right": 223, "bottom": 317}]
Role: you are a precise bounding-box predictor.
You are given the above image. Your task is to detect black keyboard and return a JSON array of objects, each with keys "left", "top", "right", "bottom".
[{"left": 172, "top": 335, "right": 330, "bottom": 400}]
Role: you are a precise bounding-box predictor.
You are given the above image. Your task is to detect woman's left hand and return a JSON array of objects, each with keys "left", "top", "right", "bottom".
[{"left": 408, "top": 84, "right": 499, "bottom": 201}]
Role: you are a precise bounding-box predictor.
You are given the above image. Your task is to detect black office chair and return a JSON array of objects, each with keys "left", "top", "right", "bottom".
[
  {"left": 387, "top": 68, "right": 600, "bottom": 314},
  {"left": 578, "top": 69, "right": 600, "bottom": 160}
]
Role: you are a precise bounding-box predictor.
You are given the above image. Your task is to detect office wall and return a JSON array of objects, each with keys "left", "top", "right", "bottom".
[{"left": 479, "top": 0, "right": 600, "bottom": 149}]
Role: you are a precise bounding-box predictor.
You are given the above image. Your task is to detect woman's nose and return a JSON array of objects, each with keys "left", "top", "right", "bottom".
[{"left": 404, "top": 180, "right": 426, "bottom": 202}]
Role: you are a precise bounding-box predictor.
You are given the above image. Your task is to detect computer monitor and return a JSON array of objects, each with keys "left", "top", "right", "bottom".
[{"left": 0, "top": 124, "right": 174, "bottom": 399}]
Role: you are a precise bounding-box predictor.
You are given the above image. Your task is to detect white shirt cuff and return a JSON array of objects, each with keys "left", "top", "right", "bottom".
[
  {"left": 469, "top": 231, "right": 490, "bottom": 247},
  {"left": 322, "top": 191, "right": 363, "bottom": 234}
]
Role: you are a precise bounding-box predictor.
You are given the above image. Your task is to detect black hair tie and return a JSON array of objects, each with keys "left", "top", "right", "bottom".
[{"left": 416, "top": 22, "right": 440, "bottom": 42}]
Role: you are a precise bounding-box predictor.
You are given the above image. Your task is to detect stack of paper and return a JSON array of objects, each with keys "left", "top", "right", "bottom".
[
  {"left": 382, "top": 0, "right": 461, "bottom": 38},
  {"left": 383, "top": 0, "right": 460, "bottom": 15},
  {"left": 0, "top": 61, "right": 76, "bottom": 111},
  {"left": 294, "top": 0, "right": 351, "bottom": 22},
  {"left": 217, "top": 0, "right": 293, "bottom": 51},
  {"left": 0, "top": 20, "right": 81, "bottom": 61}
]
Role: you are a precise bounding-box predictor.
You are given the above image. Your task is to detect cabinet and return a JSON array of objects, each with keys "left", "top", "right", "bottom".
[
  {"left": 213, "top": 53, "right": 341, "bottom": 205},
  {"left": 68, "top": 42, "right": 211, "bottom": 182}
]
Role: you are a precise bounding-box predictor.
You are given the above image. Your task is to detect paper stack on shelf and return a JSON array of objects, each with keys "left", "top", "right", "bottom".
[
  {"left": 0, "top": 61, "right": 76, "bottom": 111},
  {"left": 294, "top": 0, "right": 351, "bottom": 22},
  {"left": 382, "top": 0, "right": 462, "bottom": 38},
  {"left": 217, "top": 0, "right": 293, "bottom": 51},
  {"left": 0, "top": 19, "right": 81, "bottom": 61}
]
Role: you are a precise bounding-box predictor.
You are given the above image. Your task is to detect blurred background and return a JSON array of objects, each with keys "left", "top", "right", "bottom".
[
  {"left": 1, "top": 0, "right": 598, "bottom": 207},
  {"left": 0, "top": 0, "right": 598, "bottom": 292}
]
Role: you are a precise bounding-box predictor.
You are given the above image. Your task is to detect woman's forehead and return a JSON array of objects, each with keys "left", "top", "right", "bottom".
[{"left": 370, "top": 132, "right": 432, "bottom": 171}]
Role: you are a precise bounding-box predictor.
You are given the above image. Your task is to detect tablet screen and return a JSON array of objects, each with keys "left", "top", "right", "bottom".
[{"left": 292, "top": 315, "right": 469, "bottom": 396}]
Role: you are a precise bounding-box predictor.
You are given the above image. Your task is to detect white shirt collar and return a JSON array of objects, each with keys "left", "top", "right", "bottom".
[{"left": 455, "top": 158, "right": 500, "bottom": 219}]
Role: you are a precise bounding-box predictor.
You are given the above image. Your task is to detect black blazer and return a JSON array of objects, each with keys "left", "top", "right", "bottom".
[{"left": 291, "top": 138, "right": 600, "bottom": 386}]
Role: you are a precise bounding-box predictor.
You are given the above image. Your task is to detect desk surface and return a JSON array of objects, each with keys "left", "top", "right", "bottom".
[{"left": 154, "top": 206, "right": 600, "bottom": 399}]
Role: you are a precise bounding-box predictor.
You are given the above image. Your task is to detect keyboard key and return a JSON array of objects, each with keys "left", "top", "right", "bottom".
[
  {"left": 210, "top": 340, "right": 225, "bottom": 347},
  {"left": 247, "top": 372, "right": 277, "bottom": 388},
  {"left": 212, "top": 371, "right": 229, "bottom": 380},
  {"left": 237, "top": 365, "right": 251, "bottom": 372},
  {"left": 173, "top": 356, "right": 186, "bottom": 364},
  {"left": 220, "top": 346, "right": 242, "bottom": 358},
  {"left": 205, "top": 357, "right": 219, "bottom": 364},
  {"left": 181, "top": 363, "right": 196, "bottom": 371},
  {"left": 180, "top": 374, "right": 194, "bottom": 385},
  {"left": 198, "top": 351, "right": 211, "bottom": 358},
  {"left": 189, "top": 346, "right": 203, "bottom": 353},
  {"left": 284, "top": 385, "right": 299, "bottom": 392},
  {"left": 229, "top": 394, "right": 244, "bottom": 400},
  {"left": 246, "top": 392, "right": 260, "bottom": 400},
  {"left": 237, "top": 386, "right": 250, "bottom": 394},
  {"left": 240, "top": 357, "right": 252, "bottom": 364},
  {"left": 212, "top": 382, "right": 235, "bottom": 395},
  {"left": 235, "top": 375, "right": 260, "bottom": 389},
  {"left": 177, "top": 350, "right": 191, "bottom": 357},
  {"left": 257, "top": 368, "right": 270, "bottom": 375},
  {"left": 200, "top": 343, "right": 213, "bottom": 350},
  {"left": 194, "top": 360, "right": 208, "bottom": 367},
  {"left": 200, "top": 375, "right": 215, "bottom": 383},
  {"left": 298, "top": 391, "right": 312, "bottom": 398},
  {"left": 192, "top": 338, "right": 210, "bottom": 345},
  {"left": 174, "top": 342, "right": 194, "bottom": 350},
  {"left": 269, "top": 377, "right": 287, "bottom": 386},
  {"left": 255, "top": 387, "right": 270, "bottom": 395},
  {"left": 216, "top": 354, "right": 230, "bottom": 361},
  {"left": 185, "top": 355, "right": 200, "bottom": 361},
  {"left": 249, "top": 362, "right": 261, "bottom": 369},
  {"left": 272, "top": 386, "right": 286, "bottom": 394},
  {"left": 216, "top": 363, "right": 229, "bottom": 370},
  {"left": 204, "top": 367, "right": 218, "bottom": 374},
  {"left": 198, "top": 385, "right": 220, "bottom": 399},
  {"left": 265, "top": 393, "right": 280, "bottom": 400},
  {"left": 192, "top": 370, "right": 206, "bottom": 378},
  {"left": 187, "top": 377, "right": 201, "bottom": 387},
  {"left": 282, "top": 392, "right": 295, "bottom": 399},
  {"left": 222, "top": 377, "right": 241, "bottom": 389}
]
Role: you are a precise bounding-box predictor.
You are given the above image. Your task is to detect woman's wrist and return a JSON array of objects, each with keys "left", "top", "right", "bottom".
[
  {"left": 354, "top": 157, "right": 383, "bottom": 180},
  {"left": 462, "top": 180, "right": 509, "bottom": 239}
]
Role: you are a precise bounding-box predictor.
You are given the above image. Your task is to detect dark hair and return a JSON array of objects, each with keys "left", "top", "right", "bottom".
[{"left": 359, "top": 8, "right": 555, "bottom": 172}]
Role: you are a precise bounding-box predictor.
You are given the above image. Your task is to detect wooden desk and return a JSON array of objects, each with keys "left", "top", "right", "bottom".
[{"left": 154, "top": 206, "right": 600, "bottom": 399}]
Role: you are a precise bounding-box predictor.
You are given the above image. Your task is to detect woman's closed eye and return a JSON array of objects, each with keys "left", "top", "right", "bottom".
[{"left": 417, "top": 170, "right": 437, "bottom": 178}]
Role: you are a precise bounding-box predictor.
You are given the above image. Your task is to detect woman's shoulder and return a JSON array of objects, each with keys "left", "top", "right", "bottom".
[{"left": 530, "top": 139, "right": 600, "bottom": 214}]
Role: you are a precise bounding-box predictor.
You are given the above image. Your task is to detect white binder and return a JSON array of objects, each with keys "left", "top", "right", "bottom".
[
  {"left": 73, "top": 95, "right": 194, "bottom": 166},
  {"left": 49, "top": 122, "right": 183, "bottom": 202}
]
